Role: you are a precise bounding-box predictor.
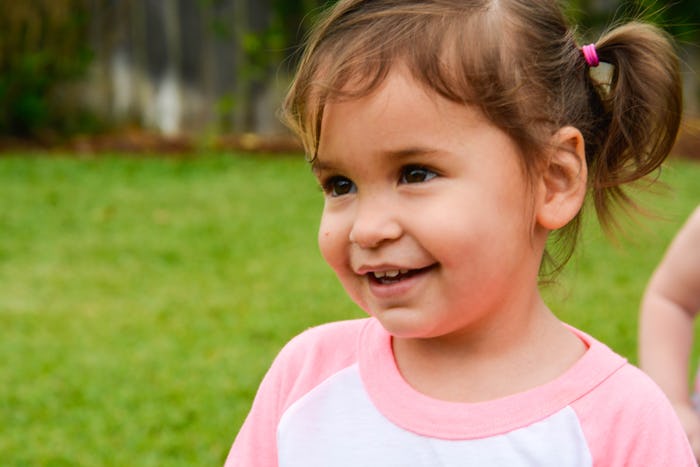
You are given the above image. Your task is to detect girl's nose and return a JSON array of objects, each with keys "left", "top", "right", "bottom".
[{"left": 348, "top": 197, "right": 402, "bottom": 249}]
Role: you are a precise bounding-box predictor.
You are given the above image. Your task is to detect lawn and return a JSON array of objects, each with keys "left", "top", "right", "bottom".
[{"left": 0, "top": 152, "right": 698, "bottom": 465}]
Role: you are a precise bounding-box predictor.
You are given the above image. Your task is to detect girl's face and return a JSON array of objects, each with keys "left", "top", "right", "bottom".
[{"left": 314, "top": 67, "right": 547, "bottom": 341}]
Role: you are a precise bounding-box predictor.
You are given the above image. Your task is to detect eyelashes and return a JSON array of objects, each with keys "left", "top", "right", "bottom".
[{"left": 320, "top": 165, "right": 438, "bottom": 197}]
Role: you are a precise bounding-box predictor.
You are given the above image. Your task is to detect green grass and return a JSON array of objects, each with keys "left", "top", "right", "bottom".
[{"left": 0, "top": 153, "right": 698, "bottom": 465}]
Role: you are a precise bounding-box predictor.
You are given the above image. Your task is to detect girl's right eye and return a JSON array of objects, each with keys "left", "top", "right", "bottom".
[{"left": 322, "top": 176, "right": 356, "bottom": 197}]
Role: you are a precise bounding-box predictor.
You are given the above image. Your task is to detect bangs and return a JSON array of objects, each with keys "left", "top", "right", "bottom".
[{"left": 284, "top": 1, "right": 537, "bottom": 161}]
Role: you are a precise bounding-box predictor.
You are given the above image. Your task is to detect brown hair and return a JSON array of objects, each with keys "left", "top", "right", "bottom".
[{"left": 282, "top": 0, "right": 682, "bottom": 272}]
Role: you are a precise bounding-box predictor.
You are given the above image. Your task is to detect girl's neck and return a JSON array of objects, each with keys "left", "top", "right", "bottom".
[{"left": 391, "top": 301, "right": 586, "bottom": 403}]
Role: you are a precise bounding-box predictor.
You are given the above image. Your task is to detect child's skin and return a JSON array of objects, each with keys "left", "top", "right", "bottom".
[
  {"left": 640, "top": 206, "right": 700, "bottom": 458},
  {"left": 314, "top": 65, "right": 588, "bottom": 402}
]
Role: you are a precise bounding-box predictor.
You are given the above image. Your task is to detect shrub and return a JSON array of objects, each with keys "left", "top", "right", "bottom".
[{"left": 0, "top": 0, "right": 93, "bottom": 136}]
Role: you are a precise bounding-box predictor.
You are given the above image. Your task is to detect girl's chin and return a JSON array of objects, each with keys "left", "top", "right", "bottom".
[{"left": 368, "top": 308, "right": 440, "bottom": 339}]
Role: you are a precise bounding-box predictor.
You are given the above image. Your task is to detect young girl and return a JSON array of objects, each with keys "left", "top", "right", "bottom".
[{"left": 227, "top": 0, "right": 693, "bottom": 465}]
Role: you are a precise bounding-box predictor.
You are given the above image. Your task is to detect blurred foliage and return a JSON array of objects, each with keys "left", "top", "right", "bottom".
[
  {"left": 566, "top": 0, "right": 700, "bottom": 42},
  {"left": 0, "top": 0, "right": 695, "bottom": 139},
  {"left": 197, "top": 0, "right": 332, "bottom": 132},
  {"left": 202, "top": 0, "right": 331, "bottom": 132},
  {"left": 0, "top": 0, "right": 95, "bottom": 137},
  {"left": 268, "top": 0, "right": 335, "bottom": 69},
  {"left": 231, "top": 0, "right": 331, "bottom": 77},
  {"left": 639, "top": 0, "right": 700, "bottom": 45}
]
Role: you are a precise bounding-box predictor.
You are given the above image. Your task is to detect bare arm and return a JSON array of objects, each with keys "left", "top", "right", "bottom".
[{"left": 639, "top": 206, "right": 700, "bottom": 457}]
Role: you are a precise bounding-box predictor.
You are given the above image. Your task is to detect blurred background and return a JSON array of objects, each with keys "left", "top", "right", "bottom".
[
  {"left": 0, "top": 1, "right": 698, "bottom": 465},
  {"left": 0, "top": 0, "right": 698, "bottom": 152}
]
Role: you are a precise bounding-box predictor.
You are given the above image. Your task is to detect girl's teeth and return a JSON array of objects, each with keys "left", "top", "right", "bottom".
[{"left": 373, "top": 269, "right": 409, "bottom": 279}]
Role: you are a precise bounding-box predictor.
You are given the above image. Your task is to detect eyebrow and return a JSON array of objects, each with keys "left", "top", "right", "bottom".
[
  {"left": 383, "top": 147, "right": 440, "bottom": 158},
  {"left": 312, "top": 146, "right": 440, "bottom": 172}
]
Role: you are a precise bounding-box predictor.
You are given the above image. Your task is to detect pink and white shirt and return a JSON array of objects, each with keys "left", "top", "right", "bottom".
[{"left": 226, "top": 318, "right": 694, "bottom": 466}]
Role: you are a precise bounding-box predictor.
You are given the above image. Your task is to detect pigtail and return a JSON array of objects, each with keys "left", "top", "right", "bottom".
[{"left": 587, "top": 22, "right": 682, "bottom": 229}]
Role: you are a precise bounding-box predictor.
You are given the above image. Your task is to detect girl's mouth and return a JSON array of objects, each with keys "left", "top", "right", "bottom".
[{"left": 368, "top": 265, "right": 436, "bottom": 285}]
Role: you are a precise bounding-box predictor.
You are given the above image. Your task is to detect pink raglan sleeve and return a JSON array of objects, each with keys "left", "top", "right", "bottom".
[
  {"left": 224, "top": 353, "right": 288, "bottom": 467},
  {"left": 573, "top": 363, "right": 695, "bottom": 466},
  {"left": 224, "top": 319, "right": 365, "bottom": 467}
]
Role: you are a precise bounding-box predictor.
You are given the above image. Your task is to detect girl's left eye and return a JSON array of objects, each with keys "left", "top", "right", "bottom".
[{"left": 400, "top": 166, "right": 437, "bottom": 184}]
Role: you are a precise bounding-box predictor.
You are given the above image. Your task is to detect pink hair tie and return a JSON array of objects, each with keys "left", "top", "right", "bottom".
[{"left": 581, "top": 43, "right": 599, "bottom": 67}]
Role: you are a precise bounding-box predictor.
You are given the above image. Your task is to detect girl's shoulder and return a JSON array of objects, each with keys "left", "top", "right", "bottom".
[
  {"left": 569, "top": 326, "right": 675, "bottom": 411},
  {"left": 568, "top": 334, "right": 694, "bottom": 464},
  {"left": 226, "top": 319, "right": 373, "bottom": 465},
  {"left": 264, "top": 318, "right": 372, "bottom": 399},
  {"left": 279, "top": 317, "right": 370, "bottom": 361}
]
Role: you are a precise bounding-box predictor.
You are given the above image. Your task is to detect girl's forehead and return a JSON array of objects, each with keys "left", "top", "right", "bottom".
[
  {"left": 327, "top": 65, "right": 490, "bottom": 128},
  {"left": 330, "top": 65, "right": 432, "bottom": 108},
  {"left": 317, "top": 68, "right": 510, "bottom": 164},
  {"left": 323, "top": 68, "right": 460, "bottom": 123}
]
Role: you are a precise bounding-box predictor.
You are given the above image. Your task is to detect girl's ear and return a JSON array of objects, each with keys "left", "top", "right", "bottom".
[{"left": 536, "top": 126, "right": 587, "bottom": 230}]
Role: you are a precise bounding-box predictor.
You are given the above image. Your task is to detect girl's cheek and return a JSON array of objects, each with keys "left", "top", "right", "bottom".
[
  {"left": 318, "top": 208, "right": 358, "bottom": 281},
  {"left": 318, "top": 230, "right": 332, "bottom": 260},
  {"left": 318, "top": 219, "right": 342, "bottom": 268}
]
